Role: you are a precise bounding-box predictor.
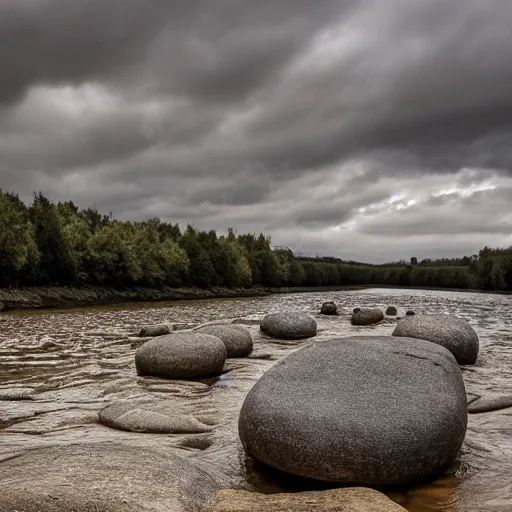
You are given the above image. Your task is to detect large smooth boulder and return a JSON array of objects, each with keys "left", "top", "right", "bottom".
[
  {"left": 204, "top": 488, "right": 406, "bottom": 512},
  {"left": 138, "top": 324, "right": 172, "bottom": 337},
  {"left": 351, "top": 308, "right": 384, "bottom": 326},
  {"left": 0, "top": 442, "right": 221, "bottom": 512},
  {"left": 135, "top": 333, "right": 227, "bottom": 379},
  {"left": 320, "top": 301, "right": 338, "bottom": 315},
  {"left": 99, "top": 402, "right": 212, "bottom": 433},
  {"left": 239, "top": 336, "right": 467, "bottom": 485},
  {"left": 194, "top": 324, "right": 253, "bottom": 357},
  {"left": 260, "top": 312, "right": 317, "bottom": 340},
  {"left": 392, "top": 314, "right": 479, "bottom": 365}
]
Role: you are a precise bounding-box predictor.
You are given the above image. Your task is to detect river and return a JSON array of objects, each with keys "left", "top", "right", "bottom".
[{"left": 1, "top": 288, "right": 511, "bottom": 511}]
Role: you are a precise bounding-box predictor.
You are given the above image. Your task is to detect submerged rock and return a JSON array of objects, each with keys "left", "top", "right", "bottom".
[
  {"left": 385, "top": 305, "right": 398, "bottom": 316},
  {"left": 99, "top": 402, "right": 212, "bottom": 434},
  {"left": 0, "top": 442, "right": 221, "bottom": 512},
  {"left": 194, "top": 324, "right": 253, "bottom": 358},
  {"left": 260, "top": 312, "right": 317, "bottom": 340},
  {"left": 467, "top": 394, "right": 512, "bottom": 414},
  {"left": 351, "top": 308, "right": 384, "bottom": 326},
  {"left": 204, "top": 488, "right": 406, "bottom": 511},
  {"left": 138, "top": 324, "right": 172, "bottom": 337},
  {"left": 239, "top": 336, "right": 467, "bottom": 485},
  {"left": 392, "top": 314, "right": 479, "bottom": 365},
  {"left": 406, "top": 310, "right": 415, "bottom": 316},
  {"left": 0, "top": 388, "right": 35, "bottom": 401},
  {"left": 135, "top": 333, "right": 227, "bottom": 379},
  {"left": 320, "top": 302, "right": 338, "bottom": 315}
]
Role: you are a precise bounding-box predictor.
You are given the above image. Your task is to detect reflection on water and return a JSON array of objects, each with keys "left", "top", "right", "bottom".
[{"left": 1, "top": 288, "right": 512, "bottom": 511}]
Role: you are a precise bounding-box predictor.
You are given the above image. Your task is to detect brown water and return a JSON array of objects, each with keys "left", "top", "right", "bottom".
[{"left": 1, "top": 288, "right": 511, "bottom": 511}]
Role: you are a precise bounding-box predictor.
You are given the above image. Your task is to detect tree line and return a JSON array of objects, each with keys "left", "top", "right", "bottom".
[{"left": 0, "top": 190, "right": 511, "bottom": 292}]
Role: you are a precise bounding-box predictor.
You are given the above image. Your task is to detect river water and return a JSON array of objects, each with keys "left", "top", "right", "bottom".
[{"left": 1, "top": 288, "right": 511, "bottom": 511}]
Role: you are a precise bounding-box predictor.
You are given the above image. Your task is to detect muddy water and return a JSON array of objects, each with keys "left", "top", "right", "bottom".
[{"left": 1, "top": 288, "right": 511, "bottom": 511}]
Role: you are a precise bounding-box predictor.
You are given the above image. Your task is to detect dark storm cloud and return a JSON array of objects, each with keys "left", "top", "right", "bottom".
[{"left": 2, "top": 0, "right": 512, "bottom": 260}]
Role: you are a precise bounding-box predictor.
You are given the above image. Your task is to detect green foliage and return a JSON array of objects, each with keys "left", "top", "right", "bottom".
[
  {"left": 1, "top": 189, "right": 512, "bottom": 293},
  {"left": 0, "top": 191, "right": 39, "bottom": 285}
]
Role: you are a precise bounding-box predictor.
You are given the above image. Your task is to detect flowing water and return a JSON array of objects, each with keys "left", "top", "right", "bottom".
[{"left": 1, "top": 288, "right": 511, "bottom": 511}]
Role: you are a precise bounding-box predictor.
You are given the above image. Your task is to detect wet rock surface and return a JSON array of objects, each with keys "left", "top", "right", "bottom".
[
  {"left": 194, "top": 324, "right": 253, "bottom": 358},
  {"left": 260, "top": 312, "right": 317, "bottom": 339},
  {"left": 239, "top": 336, "right": 467, "bottom": 485},
  {"left": 467, "top": 394, "right": 512, "bottom": 414},
  {"left": 99, "top": 401, "right": 212, "bottom": 433},
  {"left": 135, "top": 332, "right": 227, "bottom": 378},
  {"left": 393, "top": 314, "right": 479, "bottom": 365},
  {"left": 0, "top": 442, "right": 222, "bottom": 512},
  {"left": 204, "top": 488, "right": 407, "bottom": 511},
  {"left": 0, "top": 288, "right": 511, "bottom": 512}
]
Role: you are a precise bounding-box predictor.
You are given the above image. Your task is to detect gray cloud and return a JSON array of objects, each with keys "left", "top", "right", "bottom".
[{"left": 1, "top": 0, "right": 512, "bottom": 261}]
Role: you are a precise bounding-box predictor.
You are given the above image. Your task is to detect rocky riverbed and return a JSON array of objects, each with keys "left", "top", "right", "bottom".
[{"left": 1, "top": 288, "right": 511, "bottom": 511}]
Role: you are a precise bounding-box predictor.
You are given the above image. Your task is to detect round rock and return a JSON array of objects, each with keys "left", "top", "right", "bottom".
[
  {"left": 406, "top": 310, "right": 415, "bottom": 316},
  {"left": 385, "top": 305, "right": 398, "bottom": 316},
  {"left": 392, "top": 314, "right": 479, "bottom": 365},
  {"left": 100, "top": 402, "right": 212, "bottom": 434},
  {"left": 194, "top": 324, "right": 253, "bottom": 358},
  {"left": 320, "top": 302, "right": 338, "bottom": 315},
  {"left": 138, "top": 324, "right": 172, "bottom": 337},
  {"left": 135, "top": 333, "right": 227, "bottom": 379},
  {"left": 260, "top": 312, "right": 317, "bottom": 340},
  {"left": 351, "top": 308, "right": 384, "bottom": 326},
  {"left": 239, "top": 336, "right": 467, "bottom": 485}
]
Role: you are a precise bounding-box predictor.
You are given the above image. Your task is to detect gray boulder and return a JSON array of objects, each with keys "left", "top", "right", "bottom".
[
  {"left": 0, "top": 442, "right": 221, "bottom": 512},
  {"left": 99, "top": 402, "right": 212, "bottom": 433},
  {"left": 385, "top": 305, "right": 398, "bottom": 316},
  {"left": 260, "top": 312, "right": 317, "bottom": 340},
  {"left": 392, "top": 314, "right": 479, "bottom": 365},
  {"left": 239, "top": 336, "right": 467, "bottom": 485},
  {"left": 194, "top": 324, "right": 253, "bottom": 358},
  {"left": 320, "top": 301, "right": 338, "bottom": 315},
  {"left": 135, "top": 333, "right": 227, "bottom": 379},
  {"left": 351, "top": 308, "right": 384, "bottom": 326},
  {"left": 138, "top": 324, "right": 172, "bottom": 337}
]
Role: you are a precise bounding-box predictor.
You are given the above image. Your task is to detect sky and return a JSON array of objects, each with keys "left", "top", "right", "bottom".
[{"left": 1, "top": 0, "right": 512, "bottom": 263}]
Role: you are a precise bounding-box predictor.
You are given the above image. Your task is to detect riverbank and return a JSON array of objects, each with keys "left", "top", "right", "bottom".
[
  {"left": 0, "top": 285, "right": 366, "bottom": 312},
  {"left": 0, "top": 283, "right": 509, "bottom": 312}
]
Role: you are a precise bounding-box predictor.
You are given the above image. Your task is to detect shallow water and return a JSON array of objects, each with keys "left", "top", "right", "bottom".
[{"left": 1, "top": 288, "right": 511, "bottom": 511}]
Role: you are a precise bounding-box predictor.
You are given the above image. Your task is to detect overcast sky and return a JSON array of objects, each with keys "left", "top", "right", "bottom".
[{"left": 1, "top": 0, "right": 512, "bottom": 263}]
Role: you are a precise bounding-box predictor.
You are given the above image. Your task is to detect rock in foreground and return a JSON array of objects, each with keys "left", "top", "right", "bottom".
[
  {"left": 99, "top": 401, "right": 212, "bottom": 433},
  {"left": 0, "top": 443, "right": 221, "bottom": 512},
  {"left": 392, "top": 314, "right": 479, "bottom": 365},
  {"left": 204, "top": 488, "right": 406, "bottom": 511},
  {"left": 351, "top": 308, "right": 384, "bottom": 326},
  {"left": 239, "top": 336, "right": 467, "bottom": 485},
  {"left": 194, "top": 324, "right": 253, "bottom": 357},
  {"left": 135, "top": 333, "right": 227, "bottom": 379},
  {"left": 260, "top": 312, "right": 317, "bottom": 340},
  {"left": 320, "top": 301, "right": 338, "bottom": 315}
]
